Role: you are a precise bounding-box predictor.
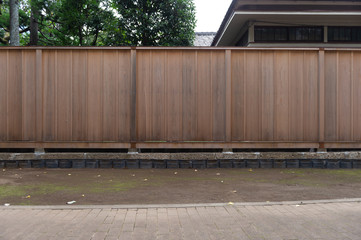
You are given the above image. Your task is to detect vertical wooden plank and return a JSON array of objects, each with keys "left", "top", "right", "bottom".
[
  {"left": 87, "top": 50, "right": 103, "bottom": 141},
  {"left": 324, "top": 51, "right": 338, "bottom": 141},
  {"left": 289, "top": 51, "right": 304, "bottom": 141},
  {"left": 196, "top": 51, "right": 212, "bottom": 141},
  {"left": 231, "top": 51, "right": 245, "bottom": 141},
  {"left": 274, "top": 51, "right": 289, "bottom": 141},
  {"left": 0, "top": 50, "right": 7, "bottom": 141},
  {"left": 56, "top": 50, "right": 72, "bottom": 141},
  {"left": 166, "top": 51, "right": 183, "bottom": 141},
  {"left": 22, "top": 50, "right": 37, "bottom": 141},
  {"left": 103, "top": 51, "right": 119, "bottom": 141},
  {"left": 136, "top": 50, "right": 150, "bottom": 141},
  {"left": 261, "top": 51, "right": 274, "bottom": 141},
  {"left": 150, "top": 51, "right": 166, "bottom": 140},
  {"left": 35, "top": 49, "right": 43, "bottom": 141},
  {"left": 130, "top": 49, "right": 137, "bottom": 142},
  {"left": 8, "top": 50, "right": 23, "bottom": 140},
  {"left": 352, "top": 52, "right": 361, "bottom": 141},
  {"left": 42, "top": 51, "right": 56, "bottom": 140},
  {"left": 244, "top": 51, "right": 261, "bottom": 141},
  {"left": 303, "top": 51, "right": 319, "bottom": 141},
  {"left": 119, "top": 50, "right": 132, "bottom": 142},
  {"left": 225, "top": 50, "right": 232, "bottom": 142},
  {"left": 182, "top": 51, "right": 197, "bottom": 140},
  {"left": 212, "top": 51, "right": 226, "bottom": 141},
  {"left": 318, "top": 50, "right": 325, "bottom": 143},
  {"left": 337, "top": 51, "right": 352, "bottom": 141},
  {"left": 72, "top": 50, "right": 88, "bottom": 141}
]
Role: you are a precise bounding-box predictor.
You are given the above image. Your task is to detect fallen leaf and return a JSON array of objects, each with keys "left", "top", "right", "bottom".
[
  {"left": 81, "top": 194, "right": 85, "bottom": 197},
  {"left": 228, "top": 202, "right": 234, "bottom": 205},
  {"left": 68, "top": 174, "right": 72, "bottom": 176},
  {"left": 97, "top": 175, "right": 101, "bottom": 177},
  {"left": 194, "top": 169, "right": 198, "bottom": 172},
  {"left": 144, "top": 179, "right": 148, "bottom": 181},
  {"left": 216, "top": 173, "right": 221, "bottom": 176},
  {"left": 26, "top": 195, "right": 31, "bottom": 198},
  {"left": 221, "top": 180, "right": 224, "bottom": 183},
  {"left": 232, "top": 190, "right": 237, "bottom": 193},
  {"left": 132, "top": 174, "right": 135, "bottom": 177},
  {"left": 2, "top": 169, "right": 5, "bottom": 172},
  {"left": 248, "top": 169, "right": 253, "bottom": 172},
  {"left": 174, "top": 172, "right": 178, "bottom": 175}
]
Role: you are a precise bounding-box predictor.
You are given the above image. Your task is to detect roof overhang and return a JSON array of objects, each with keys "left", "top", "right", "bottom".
[{"left": 215, "top": 11, "right": 361, "bottom": 46}]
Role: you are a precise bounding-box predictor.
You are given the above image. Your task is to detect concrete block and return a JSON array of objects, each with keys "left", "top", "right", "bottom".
[
  {"left": 58, "top": 160, "right": 72, "bottom": 168},
  {"left": 46, "top": 160, "right": 59, "bottom": 168},
  {"left": 126, "top": 160, "right": 139, "bottom": 169},
  {"left": 18, "top": 160, "right": 31, "bottom": 168},
  {"left": 153, "top": 160, "right": 166, "bottom": 169},
  {"left": 299, "top": 160, "right": 312, "bottom": 168},
  {"left": 72, "top": 160, "right": 86, "bottom": 168},
  {"left": 233, "top": 159, "right": 247, "bottom": 168},
  {"left": 353, "top": 160, "right": 361, "bottom": 169},
  {"left": 99, "top": 160, "right": 113, "bottom": 168},
  {"left": 113, "top": 160, "right": 126, "bottom": 169},
  {"left": 219, "top": 160, "right": 233, "bottom": 168},
  {"left": 32, "top": 160, "right": 45, "bottom": 168},
  {"left": 260, "top": 160, "right": 273, "bottom": 168},
  {"left": 247, "top": 160, "right": 260, "bottom": 168},
  {"left": 179, "top": 160, "right": 192, "bottom": 169},
  {"left": 340, "top": 160, "right": 353, "bottom": 169},
  {"left": 192, "top": 160, "right": 206, "bottom": 169},
  {"left": 273, "top": 160, "right": 286, "bottom": 168},
  {"left": 312, "top": 160, "right": 327, "bottom": 168},
  {"left": 286, "top": 159, "right": 299, "bottom": 168},
  {"left": 0, "top": 161, "right": 4, "bottom": 168},
  {"left": 5, "top": 161, "right": 18, "bottom": 168},
  {"left": 166, "top": 160, "right": 179, "bottom": 169},
  {"left": 86, "top": 160, "right": 99, "bottom": 168},
  {"left": 139, "top": 160, "right": 153, "bottom": 169},
  {"left": 327, "top": 160, "right": 340, "bottom": 169},
  {"left": 207, "top": 160, "right": 219, "bottom": 168}
]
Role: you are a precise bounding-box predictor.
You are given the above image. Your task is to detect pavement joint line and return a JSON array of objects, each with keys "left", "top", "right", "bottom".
[{"left": 1, "top": 198, "right": 361, "bottom": 210}]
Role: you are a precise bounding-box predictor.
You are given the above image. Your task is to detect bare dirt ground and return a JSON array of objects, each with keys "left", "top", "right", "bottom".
[{"left": 1, "top": 168, "right": 361, "bottom": 205}]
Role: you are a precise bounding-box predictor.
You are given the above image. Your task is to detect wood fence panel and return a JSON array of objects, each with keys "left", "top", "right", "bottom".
[
  {"left": 87, "top": 50, "right": 103, "bottom": 141},
  {"left": 325, "top": 51, "right": 338, "bottom": 141},
  {"left": 56, "top": 50, "right": 72, "bottom": 141},
  {"left": 352, "top": 52, "right": 361, "bottom": 141},
  {"left": 261, "top": 51, "right": 275, "bottom": 141},
  {"left": 211, "top": 51, "right": 226, "bottom": 141},
  {"left": 72, "top": 50, "right": 88, "bottom": 141},
  {"left": 1, "top": 47, "right": 361, "bottom": 148},
  {"left": 231, "top": 51, "right": 246, "bottom": 141},
  {"left": 0, "top": 50, "right": 7, "bottom": 141}
]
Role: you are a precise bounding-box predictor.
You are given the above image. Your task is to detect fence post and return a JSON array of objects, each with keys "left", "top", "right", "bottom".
[
  {"left": 225, "top": 49, "right": 232, "bottom": 148},
  {"left": 35, "top": 49, "right": 43, "bottom": 142},
  {"left": 318, "top": 48, "right": 325, "bottom": 149},
  {"left": 130, "top": 48, "right": 137, "bottom": 149}
]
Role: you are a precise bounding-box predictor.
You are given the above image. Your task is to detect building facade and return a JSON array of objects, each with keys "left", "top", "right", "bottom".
[{"left": 212, "top": 0, "right": 361, "bottom": 47}]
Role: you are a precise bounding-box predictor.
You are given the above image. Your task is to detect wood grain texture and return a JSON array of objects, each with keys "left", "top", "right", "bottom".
[{"left": 0, "top": 48, "right": 360, "bottom": 148}]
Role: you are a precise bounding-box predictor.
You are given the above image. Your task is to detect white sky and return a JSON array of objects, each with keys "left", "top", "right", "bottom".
[{"left": 194, "top": 0, "right": 233, "bottom": 32}]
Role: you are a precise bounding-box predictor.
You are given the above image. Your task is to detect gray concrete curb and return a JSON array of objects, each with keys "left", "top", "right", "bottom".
[{"left": 2, "top": 198, "right": 361, "bottom": 210}]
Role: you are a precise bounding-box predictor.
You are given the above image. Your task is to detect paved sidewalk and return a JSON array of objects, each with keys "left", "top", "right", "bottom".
[{"left": 0, "top": 201, "right": 361, "bottom": 240}]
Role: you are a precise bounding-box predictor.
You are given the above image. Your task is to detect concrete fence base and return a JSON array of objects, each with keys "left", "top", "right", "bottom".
[{"left": 1, "top": 152, "right": 361, "bottom": 169}]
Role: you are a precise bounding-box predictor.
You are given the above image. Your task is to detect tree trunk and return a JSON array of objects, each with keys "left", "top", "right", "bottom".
[
  {"left": 9, "top": 0, "right": 20, "bottom": 46},
  {"left": 29, "top": 3, "right": 39, "bottom": 46}
]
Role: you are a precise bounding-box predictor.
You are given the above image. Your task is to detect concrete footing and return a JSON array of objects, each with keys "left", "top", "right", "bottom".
[{"left": 1, "top": 152, "right": 361, "bottom": 169}]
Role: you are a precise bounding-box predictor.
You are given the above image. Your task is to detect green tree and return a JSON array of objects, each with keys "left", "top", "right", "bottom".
[{"left": 111, "top": 0, "right": 196, "bottom": 46}]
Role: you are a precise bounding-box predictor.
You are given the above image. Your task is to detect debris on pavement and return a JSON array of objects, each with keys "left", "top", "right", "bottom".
[{"left": 66, "top": 201, "right": 76, "bottom": 205}]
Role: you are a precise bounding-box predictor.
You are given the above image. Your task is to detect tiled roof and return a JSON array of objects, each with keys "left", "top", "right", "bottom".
[{"left": 194, "top": 32, "right": 216, "bottom": 46}]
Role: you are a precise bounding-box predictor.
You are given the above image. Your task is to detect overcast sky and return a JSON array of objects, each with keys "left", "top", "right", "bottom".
[{"left": 194, "top": 0, "right": 233, "bottom": 32}]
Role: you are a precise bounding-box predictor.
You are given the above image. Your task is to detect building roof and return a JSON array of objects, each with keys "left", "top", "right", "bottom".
[
  {"left": 194, "top": 32, "right": 216, "bottom": 46},
  {"left": 212, "top": 0, "right": 361, "bottom": 46}
]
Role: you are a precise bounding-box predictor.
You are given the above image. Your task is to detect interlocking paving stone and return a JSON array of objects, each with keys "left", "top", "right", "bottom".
[{"left": 0, "top": 201, "right": 360, "bottom": 240}]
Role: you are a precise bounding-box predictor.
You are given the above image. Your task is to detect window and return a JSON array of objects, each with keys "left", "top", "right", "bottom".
[
  {"left": 328, "top": 27, "right": 361, "bottom": 42},
  {"left": 254, "top": 26, "right": 323, "bottom": 42}
]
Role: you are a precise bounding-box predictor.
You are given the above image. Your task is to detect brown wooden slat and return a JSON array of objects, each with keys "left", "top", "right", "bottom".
[
  {"left": 22, "top": 50, "right": 37, "bottom": 141},
  {"left": 87, "top": 50, "right": 103, "bottom": 141},
  {"left": 7, "top": 50, "right": 23, "bottom": 140},
  {"left": 72, "top": 50, "right": 88, "bottom": 141},
  {"left": 0, "top": 50, "right": 7, "bottom": 141},
  {"left": 231, "top": 51, "right": 245, "bottom": 141},
  {"left": 352, "top": 52, "right": 361, "bottom": 141},
  {"left": 35, "top": 50, "right": 43, "bottom": 141}
]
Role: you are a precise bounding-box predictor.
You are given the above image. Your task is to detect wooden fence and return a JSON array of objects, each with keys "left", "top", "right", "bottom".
[{"left": 0, "top": 47, "right": 360, "bottom": 149}]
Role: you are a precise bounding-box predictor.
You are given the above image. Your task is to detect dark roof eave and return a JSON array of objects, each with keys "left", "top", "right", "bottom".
[{"left": 211, "top": 0, "right": 238, "bottom": 46}]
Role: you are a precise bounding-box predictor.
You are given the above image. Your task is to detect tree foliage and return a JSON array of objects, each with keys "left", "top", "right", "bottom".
[{"left": 0, "top": 0, "right": 196, "bottom": 46}]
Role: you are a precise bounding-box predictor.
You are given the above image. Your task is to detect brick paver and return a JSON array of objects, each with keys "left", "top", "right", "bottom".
[{"left": 0, "top": 201, "right": 360, "bottom": 240}]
